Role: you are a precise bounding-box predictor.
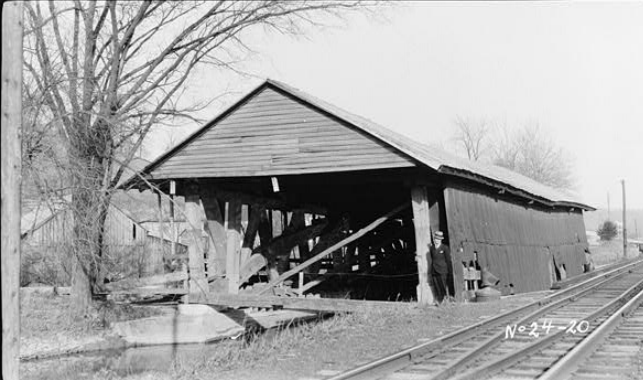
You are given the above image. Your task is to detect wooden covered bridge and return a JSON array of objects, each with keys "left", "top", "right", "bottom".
[{"left": 125, "top": 79, "right": 594, "bottom": 307}]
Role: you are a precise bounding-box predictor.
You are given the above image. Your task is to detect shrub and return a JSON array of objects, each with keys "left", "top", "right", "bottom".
[
  {"left": 597, "top": 220, "right": 618, "bottom": 241},
  {"left": 20, "top": 243, "right": 72, "bottom": 286}
]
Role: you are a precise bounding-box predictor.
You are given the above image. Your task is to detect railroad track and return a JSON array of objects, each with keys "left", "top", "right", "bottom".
[{"left": 327, "top": 259, "right": 643, "bottom": 380}]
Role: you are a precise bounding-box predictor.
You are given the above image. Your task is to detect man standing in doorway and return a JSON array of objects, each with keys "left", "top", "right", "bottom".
[{"left": 429, "top": 231, "right": 453, "bottom": 302}]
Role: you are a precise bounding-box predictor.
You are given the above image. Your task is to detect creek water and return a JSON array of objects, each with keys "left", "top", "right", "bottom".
[{"left": 20, "top": 339, "right": 244, "bottom": 380}]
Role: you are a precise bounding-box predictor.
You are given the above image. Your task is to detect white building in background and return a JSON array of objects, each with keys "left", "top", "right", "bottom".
[
  {"left": 614, "top": 221, "right": 624, "bottom": 237},
  {"left": 586, "top": 231, "right": 600, "bottom": 246}
]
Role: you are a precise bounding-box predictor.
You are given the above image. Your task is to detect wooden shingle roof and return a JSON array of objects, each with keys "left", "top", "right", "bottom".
[{"left": 135, "top": 79, "right": 593, "bottom": 210}]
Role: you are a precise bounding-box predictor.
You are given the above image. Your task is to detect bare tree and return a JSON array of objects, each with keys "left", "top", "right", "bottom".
[
  {"left": 451, "top": 116, "right": 490, "bottom": 161},
  {"left": 24, "top": 0, "right": 379, "bottom": 314},
  {"left": 491, "top": 122, "right": 575, "bottom": 190}
]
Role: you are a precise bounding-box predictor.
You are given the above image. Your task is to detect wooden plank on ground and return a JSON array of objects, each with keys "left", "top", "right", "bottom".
[
  {"left": 256, "top": 203, "right": 410, "bottom": 295},
  {"left": 191, "top": 293, "right": 409, "bottom": 312},
  {"left": 103, "top": 272, "right": 188, "bottom": 291}
]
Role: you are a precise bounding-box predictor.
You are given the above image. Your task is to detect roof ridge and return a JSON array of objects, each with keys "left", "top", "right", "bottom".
[{"left": 129, "top": 78, "right": 592, "bottom": 210}]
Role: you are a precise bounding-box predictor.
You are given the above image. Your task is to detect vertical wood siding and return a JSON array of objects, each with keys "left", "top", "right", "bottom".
[
  {"left": 23, "top": 206, "right": 148, "bottom": 247},
  {"left": 22, "top": 206, "right": 174, "bottom": 278},
  {"left": 152, "top": 87, "right": 415, "bottom": 178},
  {"left": 444, "top": 184, "right": 588, "bottom": 296}
]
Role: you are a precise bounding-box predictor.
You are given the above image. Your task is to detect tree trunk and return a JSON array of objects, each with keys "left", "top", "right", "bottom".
[
  {"left": 71, "top": 252, "right": 92, "bottom": 316},
  {"left": 68, "top": 112, "right": 112, "bottom": 315},
  {"left": 69, "top": 156, "right": 109, "bottom": 314}
]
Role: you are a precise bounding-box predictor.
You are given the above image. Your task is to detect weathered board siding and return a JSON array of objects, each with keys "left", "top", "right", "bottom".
[
  {"left": 22, "top": 206, "right": 187, "bottom": 281},
  {"left": 444, "top": 183, "right": 588, "bottom": 296},
  {"left": 23, "top": 206, "right": 147, "bottom": 246},
  {"left": 152, "top": 87, "right": 415, "bottom": 178}
]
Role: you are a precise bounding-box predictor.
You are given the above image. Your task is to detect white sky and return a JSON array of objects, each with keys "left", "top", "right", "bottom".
[{"left": 147, "top": 1, "right": 643, "bottom": 210}]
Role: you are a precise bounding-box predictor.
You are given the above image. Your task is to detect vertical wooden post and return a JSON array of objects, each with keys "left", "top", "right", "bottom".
[
  {"left": 156, "top": 191, "right": 166, "bottom": 259},
  {"left": 240, "top": 204, "right": 262, "bottom": 268},
  {"left": 201, "top": 195, "right": 227, "bottom": 280},
  {"left": 411, "top": 186, "right": 435, "bottom": 305},
  {"left": 185, "top": 195, "right": 208, "bottom": 298},
  {"left": 226, "top": 200, "right": 242, "bottom": 294},
  {"left": 169, "top": 180, "right": 176, "bottom": 257},
  {"left": 1, "top": 3, "right": 23, "bottom": 379},
  {"left": 444, "top": 186, "right": 464, "bottom": 301},
  {"left": 272, "top": 210, "right": 289, "bottom": 275},
  {"left": 622, "top": 179, "right": 627, "bottom": 259}
]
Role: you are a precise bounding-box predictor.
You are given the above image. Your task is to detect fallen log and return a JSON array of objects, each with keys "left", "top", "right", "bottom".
[{"left": 103, "top": 272, "right": 188, "bottom": 291}]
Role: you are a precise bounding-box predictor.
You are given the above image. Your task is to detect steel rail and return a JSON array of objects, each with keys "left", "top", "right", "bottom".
[
  {"left": 537, "top": 287, "right": 643, "bottom": 380},
  {"left": 451, "top": 276, "right": 643, "bottom": 380},
  {"left": 427, "top": 267, "right": 643, "bottom": 380},
  {"left": 328, "top": 259, "right": 643, "bottom": 380}
]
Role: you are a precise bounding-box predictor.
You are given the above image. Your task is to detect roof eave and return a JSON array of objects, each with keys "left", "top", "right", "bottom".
[{"left": 439, "top": 166, "right": 595, "bottom": 211}]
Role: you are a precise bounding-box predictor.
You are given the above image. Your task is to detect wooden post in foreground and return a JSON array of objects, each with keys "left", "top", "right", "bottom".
[
  {"left": 185, "top": 195, "right": 208, "bottom": 299},
  {"left": 622, "top": 179, "right": 627, "bottom": 259},
  {"left": 226, "top": 200, "right": 242, "bottom": 294},
  {"left": 411, "top": 187, "right": 435, "bottom": 305},
  {"left": 2, "top": 2, "right": 23, "bottom": 379}
]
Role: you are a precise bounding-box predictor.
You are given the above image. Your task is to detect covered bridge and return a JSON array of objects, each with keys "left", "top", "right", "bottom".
[{"left": 126, "top": 79, "right": 593, "bottom": 305}]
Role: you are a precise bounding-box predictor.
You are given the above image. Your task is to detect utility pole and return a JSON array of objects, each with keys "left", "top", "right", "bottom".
[
  {"left": 621, "top": 180, "right": 627, "bottom": 259},
  {"left": 607, "top": 192, "right": 611, "bottom": 221},
  {"left": 2, "top": 2, "right": 24, "bottom": 380}
]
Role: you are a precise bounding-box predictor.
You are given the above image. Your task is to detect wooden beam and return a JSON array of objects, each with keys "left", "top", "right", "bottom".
[
  {"left": 263, "top": 220, "right": 328, "bottom": 260},
  {"left": 443, "top": 186, "right": 464, "bottom": 301},
  {"left": 256, "top": 203, "right": 410, "bottom": 295},
  {"left": 240, "top": 204, "right": 263, "bottom": 268},
  {"left": 204, "top": 188, "right": 327, "bottom": 215},
  {"left": 226, "top": 200, "right": 242, "bottom": 294},
  {"left": 103, "top": 272, "right": 188, "bottom": 291},
  {"left": 185, "top": 195, "right": 208, "bottom": 298},
  {"left": 191, "top": 293, "right": 409, "bottom": 312},
  {"left": 209, "top": 253, "right": 268, "bottom": 292},
  {"left": 200, "top": 194, "right": 227, "bottom": 281},
  {"left": 106, "top": 288, "right": 189, "bottom": 296},
  {"left": 1, "top": 3, "right": 23, "bottom": 379},
  {"left": 169, "top": 181, "right": 176, "bottom": 258},
  {"left": 411, "top": 186, "right": 435, "bottom": 305},
  {"left": 299, "top": 233, "right": 402, "bottom": 294},
  {"left": 257, "top": 209, "right": 277, "bottom": 280},
  {"left": 296, "top": 213, "right": 312, "bottom": 264},
  {"left": 305, "top": 217, "right": 348, "bottom": 274},
  {"left": 287, "top": 211, "right": 306, "bottom": 262},
  {"left": 239, "top": 254, "right": 267, "bottom": 286},
  {"left": 272, "top": 210, "right": 290, "bottom": 274}
]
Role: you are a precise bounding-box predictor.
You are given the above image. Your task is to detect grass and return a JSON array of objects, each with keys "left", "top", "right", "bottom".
[
  {"left": 21, "top": 294, "right": 163, "bottom": 339},
  {"left": 161, "top": 298, "right": 539, "bottom": 380},
  {"left": 590, "top": 239, "right": 641, "bottom": 267},
  {"left": 21, "top": 294, "right": 540, "bottom": 380}
]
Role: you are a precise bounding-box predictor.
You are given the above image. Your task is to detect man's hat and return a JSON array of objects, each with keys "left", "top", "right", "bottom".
[{"left": 433, "top": 231, "right": 444, "bottom": 240}]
